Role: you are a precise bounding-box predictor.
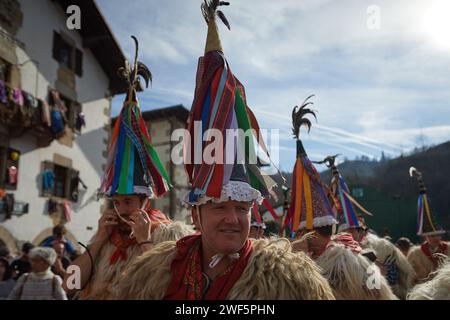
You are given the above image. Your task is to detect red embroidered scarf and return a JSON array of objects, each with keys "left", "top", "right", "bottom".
[
  {"left": 421, "top": 241, "right": 448, "bottom": 269},
  {"left": 148, "top": 209, "right": 172, "bottom": 231},
  {"left": 332, "top": 233, "right": 363, "bottom": 254},
  {"left": 314, "top": 233, "right": 362, "bottom": 259},
  {"left": 163, "top": 234, "right": 253, "bottom": 300}
]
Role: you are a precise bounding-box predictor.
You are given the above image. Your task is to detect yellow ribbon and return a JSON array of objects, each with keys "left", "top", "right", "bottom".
[
  {"left": 303, "top": 170, "right": 313, "bottom": 230},
  {"left": 423, "top": 195, "right": 436, "bottom": 231}
]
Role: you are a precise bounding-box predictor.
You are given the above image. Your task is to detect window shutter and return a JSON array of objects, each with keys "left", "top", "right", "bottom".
[
  {"left": 75, "top": 48, "right": 83, "bottom": 77},
  {"left": 52, "top": 31, "right": 62, "bottom": 62}
]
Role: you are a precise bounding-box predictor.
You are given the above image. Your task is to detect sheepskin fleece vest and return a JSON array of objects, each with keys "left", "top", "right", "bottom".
[
  {"left": 114, "top": 238, "right": 336, "bottom": 300},
  {"left": 362, "top": 233, "right": 416, "bottom": 299},
  {"left": 77, "top": 221, "right": 195, "bottom": 299},
  {"left": 316, "top": 242, "right": 398, "bottom": 300},
  {"left": 407, "top": 242, "right": 450, "bottom": 283}
]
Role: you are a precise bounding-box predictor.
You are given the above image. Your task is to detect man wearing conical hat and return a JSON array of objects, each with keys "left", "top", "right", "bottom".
[
  {"left": 288, "top": 101, "right": 397, "bottom": 300},
  {"left": 114, "top": 1, "right": 334, "bottom": 300},
  {"left": 407, "top": 167, "right": 449, "bottom": 284},
  {"left": 313, "top": 154, "right": 371, "bottom": 241},
  {"left": 62, "top": 37, "right": 193, "bottom": 300},
  {"left": 249, "top": 220, "right": 267, "bottom": 239},
  {"left": 318, "top": 155, "right": 415, "bottom": 299}
]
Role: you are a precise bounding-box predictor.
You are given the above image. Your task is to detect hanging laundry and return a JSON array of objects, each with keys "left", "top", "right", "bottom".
[
  {"left": 23, "top": 91, "right": 38, "bottom": 108},
  {"left": 50, "top": 89, "right": 62, "bottom": 106},
  {"left": 31, "top": 96, "right": 38, "bottom": 108},
  {"left": 47, "top": 199, "right": 58, "bottom": 214},
  {"left": 6, "top": 86, "right": 14, "bottom": 105},
  {"left": 50, "top": 108, "right": 65, "bottom": 134},
  {"left": 50, "top": 89, "right": 67, "bottom": 113},
  {"left": 13, "top": 88, "right": 24, "bottom": 106},
  {"left": 23, "top": 91, "right": 31, "bottom": 107},
  {"left": 42, "top": 169, "right": 55, "bottom": 191},
  {"left": 40, "top": 99, "right": 51, "bottom": 126},
  {"left": 7, "top": 166, "right": 18, "bottom": 185},
  {"left": 63, "top": 200, "right": 73, "bottom": 222},
  {"left": 0, "top": 79, "right": 7, "bottom": 104},
  {"left": 75, "top": 112, "right": 86, "bottom": 131}
]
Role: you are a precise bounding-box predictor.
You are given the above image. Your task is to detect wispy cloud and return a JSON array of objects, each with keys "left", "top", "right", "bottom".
[{"left": 97, "top": 0, "right": 450, "bottom": 170}]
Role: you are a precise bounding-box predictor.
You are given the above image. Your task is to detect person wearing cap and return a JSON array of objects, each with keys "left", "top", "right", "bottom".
[
  {"left": 10, "top": 242, "right": 34, "bottom": 280},
  {"left": 316, "top": 154, "right": 371, "bottom": 245},
  {"left": 287, "top": 105, "right": 396, "bottom": 300},
  {"left": 396, "top": 237, "right": 413, "bottom": 257},
  {"left": 114, "top": 2, "right": 334, "bottom": 300},
  {"left": 407, "top": 167, "right": 449, "bottom": 284},
  {"left": 41, "top": 224, "right": 75, "bottom": 257},
  {"left": 360, "top": 232, "right": 415, "bottom": 299},
  {"left": 249, "top": 221, "right": 266, "bottom": 239},
  {"left": 62, "top": 38, "right": 192, "bottom": 300},
  {"left": 7, "top": 247, "right": 67, "bottom": 300}
]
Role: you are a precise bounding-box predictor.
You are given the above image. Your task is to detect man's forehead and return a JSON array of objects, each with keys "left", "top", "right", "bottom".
[
  {"left": 207, "top": 200, "right": 252, "bottom": 207},
  {"left": 112, "top": 195, "right": 138, "bottom": 201}
]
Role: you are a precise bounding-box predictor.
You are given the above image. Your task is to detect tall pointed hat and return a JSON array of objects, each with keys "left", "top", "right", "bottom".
[
  {"left": 283, "top": 96, "right": 336, "bottom": 234},
  {"left": 183, "top": 1, "right": 281, "bottom": 206},
  {"left": 409, "top": 167, "right": 445, "bottom": 236},
  {"left": 314, "top": 155, "right": 372, "bottom": 233},
  {"left": 100, "top": 36, "right": 171, "bottom": 198}
]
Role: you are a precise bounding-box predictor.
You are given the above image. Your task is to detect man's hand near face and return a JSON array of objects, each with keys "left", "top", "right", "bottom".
[
  {"left": 95, "top": 209, "right": 119, "bottom": 243},
  {"left": 128, "top": 209, "right": 152, "bottom": 243},
  {"left": 127, "top": 209, "right": 153, "bottom": 253}
]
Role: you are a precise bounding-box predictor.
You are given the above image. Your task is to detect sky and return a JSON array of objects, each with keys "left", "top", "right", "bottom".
[{"left": 96, "top": 0, "right": 450, "bottom": 172}]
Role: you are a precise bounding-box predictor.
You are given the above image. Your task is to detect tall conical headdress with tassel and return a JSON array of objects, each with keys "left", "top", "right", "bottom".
[
  {"left": 409, "top": 167, "right": 445, "bottom": 236},
  {"left": 314, "top": 155, "right": 372, "bottom": 233},
  {"left": 283, "top": 96, "right": 336, "bottom": 235},
  {"left": 183, "top": 1, "right": 282, "bottom": 206},
  {"left": 100, "top": 36, "right": 171, "bottom": 198}
]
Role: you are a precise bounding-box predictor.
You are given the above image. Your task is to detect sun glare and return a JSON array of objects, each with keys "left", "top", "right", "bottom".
[{"left": 422, "top": 0, "right": 450, "bottom": 49}]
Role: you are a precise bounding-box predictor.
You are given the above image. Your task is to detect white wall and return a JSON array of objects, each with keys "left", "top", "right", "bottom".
[{"left": 0, "top": 0, "right": 113, "bottom": 247}]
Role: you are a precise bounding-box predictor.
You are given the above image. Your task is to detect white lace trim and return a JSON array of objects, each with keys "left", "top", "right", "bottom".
[
  {"left": 251, "top": 221, "right": 266, "bottom": 228},
  {"left": 298, "top": 215, "right": 337, "bottom": 230},
  {"left": 419, "top": 230, "right": 446, "bottom": 236},
  {"left": 337, "top": 223, "right": 360, "bottom": 233},
  {"left": 208, "top": 253, "right": 240, "bottom": 269},
  {"left": 133, "top": 186, "right": 155, "bottom": 198},
  {"left": 184, "top": 180, "right": 263, "bottom": 206},
  {"left": 104, "top": 186, "right": 155, "bottom": 198}
]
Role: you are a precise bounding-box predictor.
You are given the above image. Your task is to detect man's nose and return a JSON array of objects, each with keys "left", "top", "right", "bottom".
[{"left": 223, "top": 207, "right": 240, "bottom": 224}]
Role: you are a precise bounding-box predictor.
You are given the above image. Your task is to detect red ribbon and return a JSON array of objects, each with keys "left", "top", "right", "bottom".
[
  {"left": 420, "top": 241, "right": 448, "bottom": 269},
  {"left": 163, "top": 234, "right": 253, "bottom": 300},
  {"left": 262, "top": 198, "right": 279, "bottom": 220}
]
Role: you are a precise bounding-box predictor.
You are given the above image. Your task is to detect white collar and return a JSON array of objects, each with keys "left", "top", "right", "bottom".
[{"left": 29, "top": 269, "right": 54, "bottom": 280}]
